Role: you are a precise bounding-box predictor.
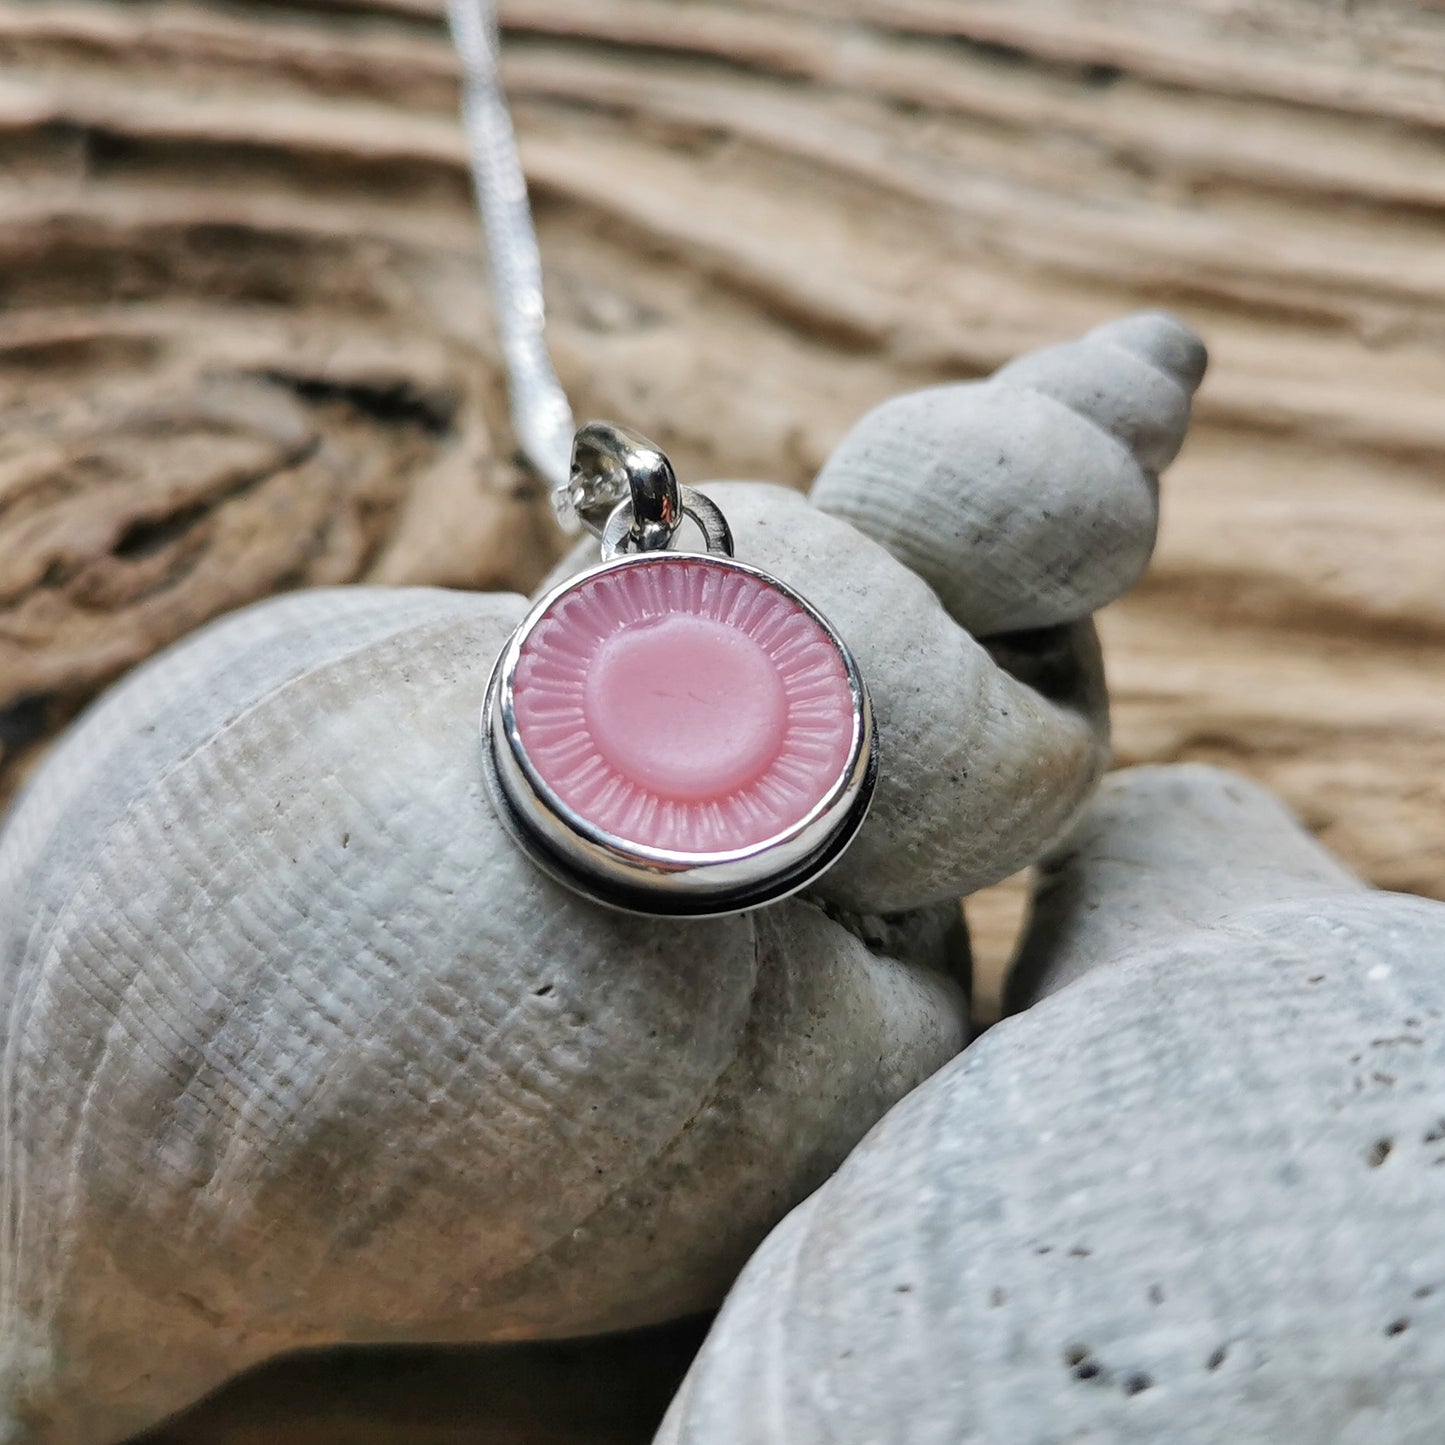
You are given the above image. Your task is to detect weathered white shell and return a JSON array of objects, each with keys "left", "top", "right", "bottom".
[
  {"left": 0, "top": 314, "right": 1202, "bottom": 1443},
  {"left": 811, "top": 312, "right": 1206, "bottom": 637},
  {"left": 659, "top": 765, "right": 1445, "bottom": 1445}
]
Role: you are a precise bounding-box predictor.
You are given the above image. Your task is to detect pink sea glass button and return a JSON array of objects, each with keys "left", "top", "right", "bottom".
[{"left": 510, "top": 556, "right": 859, "bottom": 854}]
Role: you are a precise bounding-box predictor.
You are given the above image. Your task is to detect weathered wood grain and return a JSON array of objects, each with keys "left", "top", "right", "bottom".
[{"left": 2, "top": 0, "right": 1442, "bottom": 996}]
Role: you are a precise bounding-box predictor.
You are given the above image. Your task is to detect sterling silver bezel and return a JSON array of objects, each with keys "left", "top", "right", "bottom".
[{"left": 482, "top": 551, "right": 877, "bottom": 918}]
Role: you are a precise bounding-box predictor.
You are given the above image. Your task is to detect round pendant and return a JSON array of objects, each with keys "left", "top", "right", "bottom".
[
  {"left": 482, "top": 421, "right": 876, "bottom": 916},
  {"left": 484, "top": 551, "right": 876, "bottom": 916}
]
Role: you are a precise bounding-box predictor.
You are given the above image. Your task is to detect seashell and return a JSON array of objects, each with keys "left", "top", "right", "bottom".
[
  {"left": 658, "top": 764, "right": 1445, "bottom": 1445},
  {"left": 0, "top": 314, "right": 1202, "bottom": 1443},
  {"left": 811, "top": 311, "right": 1206, "bottom": 638}
]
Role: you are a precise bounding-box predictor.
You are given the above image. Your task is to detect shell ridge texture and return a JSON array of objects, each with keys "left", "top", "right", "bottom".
[{"left": 0, "top": 314, "right": 1207, "bottom": 1442}]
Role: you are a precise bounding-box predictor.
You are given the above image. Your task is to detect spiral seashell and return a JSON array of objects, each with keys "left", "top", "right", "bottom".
[
  {"left": 811, "top": 311, "right": 1205, "bottom": 637},
  {"left": 659, "top": 764, "right": 1445, "bottom": 1445},
  {"left": 0, "top": 313, "right": 1202, "bottom": 1443}
]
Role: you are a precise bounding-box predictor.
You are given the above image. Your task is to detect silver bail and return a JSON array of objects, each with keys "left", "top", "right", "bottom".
[{"left": 566, "top": 421, "right": 680, "bottom": 549}]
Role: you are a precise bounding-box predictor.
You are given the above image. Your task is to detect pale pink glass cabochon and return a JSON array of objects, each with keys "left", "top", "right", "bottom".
[{"left": 509, "top": 556, "right": 861, "bottom": 856}]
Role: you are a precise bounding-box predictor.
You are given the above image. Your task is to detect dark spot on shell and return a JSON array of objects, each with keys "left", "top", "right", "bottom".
[
  {"left": 1148, "top": 1284, "right": 1165, "bottom": 1306},
  {"left": 990, "top": 1288, "right": 1007, "bottom": 1307},
  {"left": 1064, "top": 1346, "right": 1089, "bottom": 1368},
  {"left": 1367, "top": 1138, "right": 1394, "bottom": 1168},
  {"left": 533, "top": 983, "right": 554, "bottom": 997},
  {"left": 1207, "top": 1345, "right": 1228, "bottom": 1371},
  {"left": 1124, "top": 1373, "right": 1153, "bottom": 1396},
  {"left": 1385, "top": 1319, "right": 1409, "bottom": 1337}
]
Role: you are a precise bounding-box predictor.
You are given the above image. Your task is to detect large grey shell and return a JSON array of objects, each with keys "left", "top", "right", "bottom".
[
  {"left": 0, "top": 314, "right": 1203, "bottom": 1444},
  {"left": 660, "top": 765, "right": 1445, "bottom": 1444}
]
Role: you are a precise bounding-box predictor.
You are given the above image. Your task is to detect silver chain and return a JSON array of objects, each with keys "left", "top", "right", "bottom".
[{"left": 446, "top": 0, "right": 576, "bottom": 518}]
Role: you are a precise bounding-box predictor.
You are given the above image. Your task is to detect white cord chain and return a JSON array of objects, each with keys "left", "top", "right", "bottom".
[{"left": 446, "top": 0, "right": 576, "bottom": 516}]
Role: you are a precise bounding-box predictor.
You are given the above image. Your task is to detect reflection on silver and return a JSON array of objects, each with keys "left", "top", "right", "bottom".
[
  {"left": 567, "top": 421, "right": 677, "bottom": 541},
  {"left": 566, "top": 422, "right": 736, "bottom": 560}
]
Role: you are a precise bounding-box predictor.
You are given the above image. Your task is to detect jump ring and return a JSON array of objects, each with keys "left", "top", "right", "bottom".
[{"left": 601, "top": 486, "right": 735, "bottom": 560}]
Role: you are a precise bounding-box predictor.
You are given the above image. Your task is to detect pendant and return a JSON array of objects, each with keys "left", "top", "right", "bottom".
[{"left": 483, "top": 423, "right": 877, "bottom": 917}]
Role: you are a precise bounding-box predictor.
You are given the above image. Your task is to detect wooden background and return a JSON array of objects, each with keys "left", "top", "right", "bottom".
[
  {"left": 3, "top": 3, "right": 1443, "bottom": 967},
  {"left": 2, "top": 0, "right": 1442, "bottom": 1436}
]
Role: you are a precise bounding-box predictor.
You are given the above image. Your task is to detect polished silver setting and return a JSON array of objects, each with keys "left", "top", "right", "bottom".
[
  {"left": 483, "top": 419, "right": 878, "bottom": 916},
  {"left": 482, "top": 553, "right": 877, "bottom": 918}
]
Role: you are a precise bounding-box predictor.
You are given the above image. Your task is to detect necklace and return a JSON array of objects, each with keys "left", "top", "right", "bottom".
[{"left": 450, "top": 0, "right": 877, "bottom": 917}]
